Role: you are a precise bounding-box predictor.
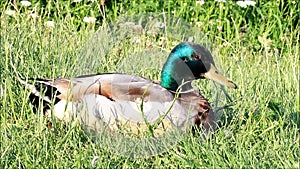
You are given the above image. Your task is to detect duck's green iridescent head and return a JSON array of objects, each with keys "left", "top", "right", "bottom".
[{"left": 161, "top": 42, "right": 237, "bottom": 91}]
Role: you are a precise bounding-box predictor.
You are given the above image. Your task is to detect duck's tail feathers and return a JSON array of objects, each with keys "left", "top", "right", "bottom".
[
  {"left": 10, "top": 59, "right": 61, "bottom": 113},
  {"left": 18, "top": 77, "right": 61, "bottom": 113}
]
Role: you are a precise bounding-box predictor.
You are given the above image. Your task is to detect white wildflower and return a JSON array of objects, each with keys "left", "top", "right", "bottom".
[
  {"left": 30, "top": 13, "right": 38, "bottom": 19},
  {"left": 45, "top": 21, "right": 55, "bottom": 28},
  {"left": 196, "top": 21, "right": 203, "bottom": 28},
  {"left": 244, "top": 0, "right": 256, "bottom": 6},
  {"left": 83, "top": 17, "right": 96, "bottom": 24},
  {"left": 217, "top": 25, "right": 223, "bottom": 32},
  {"left": 237, "top": 0, "right": 256, "bottom": 8},
  {"left": 215, "top": 0, "right": 226, "bottom": 2},
  {"left": 134, "top": 37, "right": 141, "bottom": 43},
  {"left": 236, "top": 1, "right": 247, "bottom": 8},
  {"left": 20, "top": 0, "right": 32, "bottom": 7},
  {"left": 224, "top": 130, "right": 232, "bottom": 137},
  {"left": 196, "top": 0, "right": 205, "bottom": 5},
  {"left": 5, "top": 10, "right": 16, "bottom": 16},
  {"left": 73, "top": 0, "right": 82, "bottom": 2}
]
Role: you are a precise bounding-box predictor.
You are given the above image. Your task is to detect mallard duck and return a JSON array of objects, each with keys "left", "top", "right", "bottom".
[{"left": 20, "top": 42, "right": 237, "bottom": 136}]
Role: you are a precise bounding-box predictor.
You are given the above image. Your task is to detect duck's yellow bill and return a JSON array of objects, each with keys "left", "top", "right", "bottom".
[{"left": 203, "top": 64, "right": 237, "bottom": 89}]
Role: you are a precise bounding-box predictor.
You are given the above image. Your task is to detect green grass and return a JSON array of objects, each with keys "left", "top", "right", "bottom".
[{"left": 1, "top": 0, "right": 299, "bottom": 168}]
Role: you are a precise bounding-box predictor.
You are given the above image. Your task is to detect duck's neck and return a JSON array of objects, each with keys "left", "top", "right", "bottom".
[{"left": 160, "top": 55, "right": 195, "bottom": 92}]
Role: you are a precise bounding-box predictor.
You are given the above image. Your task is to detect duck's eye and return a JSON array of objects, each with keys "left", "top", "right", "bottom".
[{"left": 191, "top": 53, "right": 200, "bottom": 60}]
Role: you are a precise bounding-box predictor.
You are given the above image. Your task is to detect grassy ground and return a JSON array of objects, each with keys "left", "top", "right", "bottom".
[{"left": 1, "top": 0, "right": 299, "bottom": 168}]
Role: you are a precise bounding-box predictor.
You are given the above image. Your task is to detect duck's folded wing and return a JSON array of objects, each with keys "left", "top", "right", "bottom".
[{"left": 69, "top": 73, "right": 175, "bottom": 102}]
